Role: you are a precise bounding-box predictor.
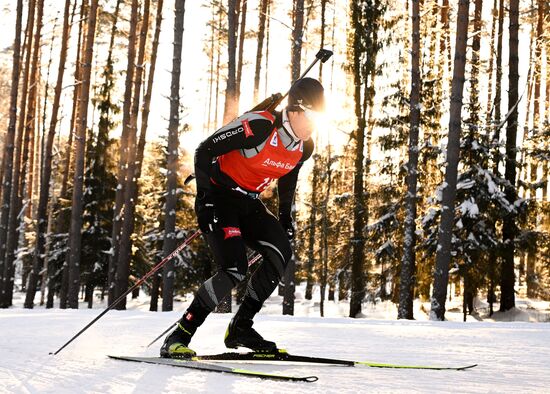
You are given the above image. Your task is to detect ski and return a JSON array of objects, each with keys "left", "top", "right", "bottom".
[
  {"left": 193, "top": 349, "right": 478, "bottom": 371},
  {"left": 108, "top": 355, "right": 318, "bottom": 382}
]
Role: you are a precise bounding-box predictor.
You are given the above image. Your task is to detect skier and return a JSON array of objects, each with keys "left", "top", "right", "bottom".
[{"left": 160, "top": 77, "right": 325, "bottom": 358}]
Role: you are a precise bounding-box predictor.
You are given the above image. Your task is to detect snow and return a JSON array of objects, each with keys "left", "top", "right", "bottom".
[
  {"left": 1, "top": 289, "right": 549, "bottom": 393},
  {"left": 458, "top": 198, "right": 479, "bottom": 218}
]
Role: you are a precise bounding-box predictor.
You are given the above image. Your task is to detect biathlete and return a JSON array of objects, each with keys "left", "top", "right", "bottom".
[{"left": 161, "top": 77, "right": 325, "bottom": 358}]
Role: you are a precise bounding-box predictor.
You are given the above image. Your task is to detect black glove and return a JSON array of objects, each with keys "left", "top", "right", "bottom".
[
  {"left": 195, "top": 192, "right": 218, "bottom": 234},
  {"left": 279, "top": 213, "right": 295, "bottom": 240}
]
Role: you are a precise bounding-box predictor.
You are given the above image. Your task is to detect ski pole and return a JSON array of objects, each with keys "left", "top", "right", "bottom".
[
  {"left": 249, "top": 48, "right": 333, "bottom": 112},
  {"left": 146, "top": 252, "right": 264, "bottom": 348},
  {"left": 50, "top": 229, "right": 202, "bottom": 356}
]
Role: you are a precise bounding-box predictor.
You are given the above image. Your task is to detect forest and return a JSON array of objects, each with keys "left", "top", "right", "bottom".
[{"left": 0, "top": 0, "right": 548, "bottom": 323}]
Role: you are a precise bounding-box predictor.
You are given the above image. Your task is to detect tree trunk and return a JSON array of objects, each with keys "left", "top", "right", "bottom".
[
  {"left": 0, "top": 0, "right": 24, "bottom": 304},
  {"left": 518, "top": 24, "right": 535, "bottom": 199},
  {"left": 349, "top": 1, "right": 366, "bottom": 318},
  {"left": 236, "top": 0, "right": 247, "bottom": 103},
  {"left": 263, "top": 0, "right": 271, "bottom": 97},
  {"left": 223, "top": 0, "right": 238, "bottom": 124},
  {"left": 142, "top": 2, "right": 164, "bottom": 313},
  {"left": 439, "top": 0, "right": 452, "bottom": 76},
  {"left": 25, "top": 0, "right": 72, "bottom": 309},
  {"left": 484, "top": 0, "right": 497, "bottom": 120},
  {"left": 532, "top": 0, "right": 544, "bottom": 133},
  {"left": 59, "top": 0, "right": 87, "bottom": 309},
  {"left": 492, "top": 0, "right": 504, "bottom": 143},
  {"left": 470, "top": 0, "right": 482, "bottom": 126},
  {"left": 484, "top": 0, "right": 504, "bottom": 314},
  {"left": 290, "top": 0, "right": 304, "bottom": 82},
  {"left": 66, "top": 0, "right": 99, "bottom": 309},
  {"left": 59, "top": 0, "right": 84, "bottom": 203},
  {"left": 149, "top": 272, "right": 161, "bottom": 311},
  {"left": 109, "top": 0, "right": 139, "bottom": 306},
  {"left": 1, "top": 0, "right": 35, "bottom": 302},
  {"left": 282, "top": 254, "right": 295, "bottom": 315},
  {"left": 500, "top": 0, "right": 519, "bottom": 312},
  {"left": 213, "top": 6, "right": 222, "bottom": 129},
  {"left": 430, "top": 0, "right": 469, "bottom": 321},
  {"left": 1, "top": 0, "right": 43, "bottom": 308},
  {"left": 305, "top": 156, "right": 318, "bottom": 301},
  {"left": 319, "top": 0, "right": 327, "bottom": 81},
  {"left": 116, "top": 0, "right": 150, "bottom": 310},
  {"left": 162, "top": 0, "right": 186, "bottom": 312},
  {"left": 398, "top": 0, "right": 421, "bottom": 320},
  {"left": 320, "top": 146, "right": 333, "bottom": 316},
  {"left": 206, "top": 5, "right": 215, "bottom": 132},
  {"left": 253, "top": 0, "right": 269, "bottom": 103},
  {"left": 282, "top": 0, "right": 305, "bottom": 316},
  {"left": 525, "top": 0, "right": 546, "bottom": 288},
  {"left": 136, "top": 0, "right": 163, "bottom": 183}
]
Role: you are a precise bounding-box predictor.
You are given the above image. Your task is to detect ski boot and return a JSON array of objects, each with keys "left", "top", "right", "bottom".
[
  {"left": 160, "top": 323, "right": 197, "bottom": 359},
  {"left": 224, "top": 317, "right": 277, "bottom": 352}
]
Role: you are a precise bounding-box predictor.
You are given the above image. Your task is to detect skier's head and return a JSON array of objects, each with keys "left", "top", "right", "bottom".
[
  {"left": 286, "top": 78, "right": 325, "bottom": 141},
  {"left": 287, "top": 77, "right": 325, "bottom": 112}
]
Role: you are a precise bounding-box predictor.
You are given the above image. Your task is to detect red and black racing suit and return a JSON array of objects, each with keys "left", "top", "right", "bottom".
[{"left": 183, "top": 110, "right": 314, "bottom": 326}]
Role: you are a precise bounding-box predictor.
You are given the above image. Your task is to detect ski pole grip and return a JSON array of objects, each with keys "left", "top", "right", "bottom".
[{"left": 316, "top": 48, "right": 333, "bottom": 63}]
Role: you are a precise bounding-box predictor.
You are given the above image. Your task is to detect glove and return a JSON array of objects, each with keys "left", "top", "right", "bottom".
[
  {"left": 195, "top": 192, "right": 218, "bottom": 234},
  {"left": 279, "top": 214, "right": 295, "bottom": 240}
]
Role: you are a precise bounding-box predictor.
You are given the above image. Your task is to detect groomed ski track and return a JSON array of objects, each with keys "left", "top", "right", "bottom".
[{"left": 1, "top": 308, "right": 549, "bottom": 393}]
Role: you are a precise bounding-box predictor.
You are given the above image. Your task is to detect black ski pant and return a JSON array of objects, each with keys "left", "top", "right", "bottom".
[{"left": 183, "top": 189, "right": 292, "bottom": 329}]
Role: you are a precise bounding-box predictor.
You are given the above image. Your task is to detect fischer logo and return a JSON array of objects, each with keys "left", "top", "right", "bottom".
[
  {"left": 262, "top": 158, "right": 296, "bottom": 170},
  {"left": 212, "top": 126, "right": 244, "bottom": 143}
]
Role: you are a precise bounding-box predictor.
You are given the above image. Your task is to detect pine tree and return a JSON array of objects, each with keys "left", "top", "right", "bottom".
[
  {"left": 524, "top": 0, "right": 547, "bottom": 299},
  {"left": 78, "top": 0, "right": 123, "bottom": 308},
  {"left": 0, "top": 0, "right": 24, "bottom": 305},
  {"left": 500, "top": 0, "right": 520, "bottom": 311},
  {"left": 398, "top": 0, "right": 421, "bottom": 320},
  {"left": 348, "top": 0, "right": 385, "bottom": 318},
  {"left": 24, "top": 0, "right": 73, "bottom": 309},
  {"left": 109, "top": 0, "right": 140, "bottom": 305},
  {"left": 1, "top": 0, "right": 43, "bottom": 308},
  {"left": 235, "top": 0, "right": 247, "bottom": 103},
  {"left": 51, "top": 0, "right": 84, "bottom": 309},
  {"left": 66, "top": 0, "right": 99, "bottom": 309},
  {"left": 116, "top": 0, "right": 151, "bottom": 310},
  {"left": 162, "top": 0, "right": 186, "bottom": 312},
  {"left": 430, "top": 0, "right": 470, "bottom": 321},
  {"left": 282, "top": 0, "right": 307, "bottom": 317},
  {"left": 253, "top": 0, "right": 269, "bottom": 103},
  {"left": 223, "top": 0, "right": 238, "bottom": 124}
]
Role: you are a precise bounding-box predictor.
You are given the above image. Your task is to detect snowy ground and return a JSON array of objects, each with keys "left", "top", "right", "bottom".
[{"left": 1, "top": 288, "right": 549, "bottom": 393}]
